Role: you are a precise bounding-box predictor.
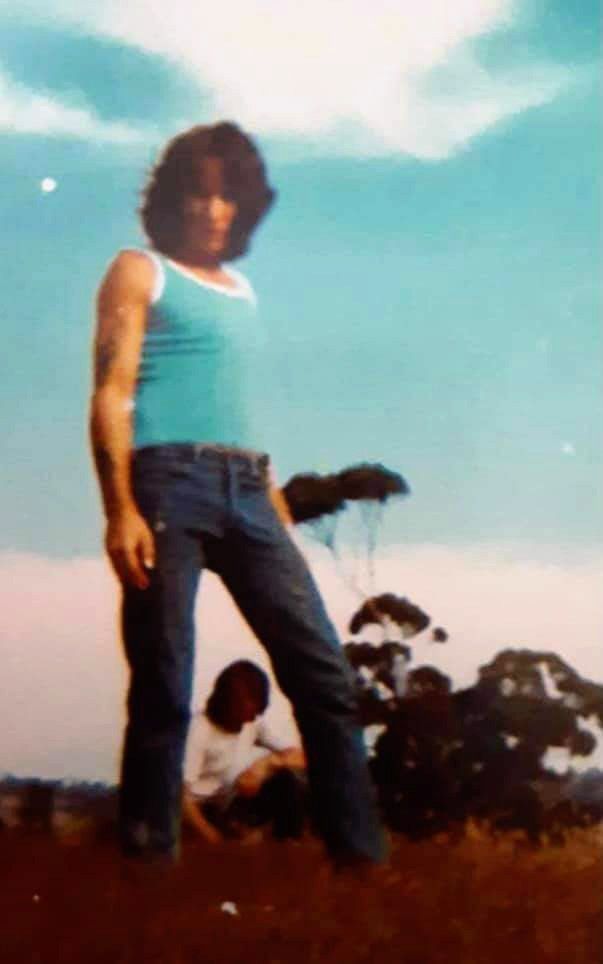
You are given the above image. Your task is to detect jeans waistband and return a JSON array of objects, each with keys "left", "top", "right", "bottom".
[{"left": 134, "top": 442, "right": 270, "bottom": 472}]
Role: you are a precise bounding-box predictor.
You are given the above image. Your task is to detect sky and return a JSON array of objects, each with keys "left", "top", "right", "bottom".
[{"left": 0, "top": 1, "right": 601, "bottom": 781}]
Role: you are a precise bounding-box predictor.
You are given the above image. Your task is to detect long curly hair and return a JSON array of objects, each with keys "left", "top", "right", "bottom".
[{"left": 140, "top": 122, "right": 276, "bottom": 260}]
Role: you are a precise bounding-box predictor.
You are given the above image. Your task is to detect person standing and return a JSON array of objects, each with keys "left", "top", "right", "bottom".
[{"left": 89, "top": 121, "right": 386, "bottom": 867}]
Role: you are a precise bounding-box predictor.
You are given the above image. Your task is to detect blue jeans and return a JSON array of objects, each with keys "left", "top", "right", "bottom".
[{"left": 118, "top": 443, "right": 386, "bottom": 862}]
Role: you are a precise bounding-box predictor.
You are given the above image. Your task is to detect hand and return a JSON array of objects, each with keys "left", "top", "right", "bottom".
[
  {"left": 236, "top": 758, "right": 271, "bottom": 797},
  {"left": 268, "top": 486, "right": 294, "bottom": 527},
  {"left": 105, "top": 508, "right": 155, "bottom": 589},
  {"left": 200, "top": 824, "right": 224, "bottom": 845},
  {"left": 275, "top": 747, "right": 306, "bottom": 769}
]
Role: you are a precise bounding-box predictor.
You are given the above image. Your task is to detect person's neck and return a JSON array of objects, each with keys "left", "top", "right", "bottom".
[
  {"left": 168, "top": 246, "right": 222, "bottom": 273},
  {"left": 219, "top": 721, "right": 243, "bottom": 734}
]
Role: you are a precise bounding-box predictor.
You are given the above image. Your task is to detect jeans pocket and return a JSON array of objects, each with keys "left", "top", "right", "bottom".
[
  {"left": 131, "top": 457, "right": 173, "bottom": 529},
  {"left": 237, "top": 459, "right": 269, "bottom": 492},
  {"left": 133, "top": 464, "right": 167, "bottom": 499}
]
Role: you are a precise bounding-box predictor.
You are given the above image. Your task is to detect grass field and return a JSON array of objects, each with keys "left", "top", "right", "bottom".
[{"left": 1, "top": 825, "right": 601, "bottom": 964}]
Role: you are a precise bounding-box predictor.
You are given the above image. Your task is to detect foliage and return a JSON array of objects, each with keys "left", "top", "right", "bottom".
[
  {"left": 344, "top": 642, "right": 603, "bottom": 841},
  {"left": 283, "top": 463, "right": 410, "bottom": 597}
]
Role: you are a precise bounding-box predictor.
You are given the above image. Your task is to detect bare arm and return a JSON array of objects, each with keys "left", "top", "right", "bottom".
[
  {"left": 182, "top": 786, "right": 223, "bottom": 844},
  {"left": 272, "top": 746, "right": 306, "bottom": 769},
  {"left": 267, "top": 465, "right": 294, "bottom": 527},
  {"left": 89, "top": 250, "right": 156, "bottom": 588},
  {"left": 235, "top": 746, "right": 306, "bottom": 796},
  {"left": 268, "top": 485, "right": 294, "bottom": 526}
]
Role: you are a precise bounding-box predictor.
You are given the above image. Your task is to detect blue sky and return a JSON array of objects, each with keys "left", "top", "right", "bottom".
[
  {"left": 1, "top": 1, "right": 600, "bottom": 562},
  {"left": 0, "top": 1, "right": 601, "bottom": 780}
]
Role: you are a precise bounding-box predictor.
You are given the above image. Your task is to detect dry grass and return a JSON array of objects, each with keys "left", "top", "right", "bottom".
[{"left": 1, "top": 825, "right": 601, "bottom": 964}]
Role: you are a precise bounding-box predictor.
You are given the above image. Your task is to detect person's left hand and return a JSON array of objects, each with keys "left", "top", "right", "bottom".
[
  {"left": 275, "top": 747, "right": 306, "bottom": 769},
  {"left": 267, "top": 483, "right": 294, "bottom": 527},
  {"left": 235, "top": 758, "right": 271, "bottom": 797}
]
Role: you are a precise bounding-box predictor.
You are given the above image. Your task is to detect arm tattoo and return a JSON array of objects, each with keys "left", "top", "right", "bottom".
[{"left": 94, "top": 330, "right": 121, "bottom": 389}]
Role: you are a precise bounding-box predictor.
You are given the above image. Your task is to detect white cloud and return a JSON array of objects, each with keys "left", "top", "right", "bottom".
[
  {"left": 0, "top": 542, "right": 601, "bottom": 782},
  {"left": 0, "top": 66, "right": 150, "bottom": 142},
  {"left": 12, "top": 0, "right": 573, "bottom": 158},
  {"left": 360, "top": 55, "right": 569, "bottom": 159}
]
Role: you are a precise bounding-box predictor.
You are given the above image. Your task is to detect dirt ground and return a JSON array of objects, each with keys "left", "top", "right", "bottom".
[{"left": 1, "top": 826, "right": 601, "bottom": 964}]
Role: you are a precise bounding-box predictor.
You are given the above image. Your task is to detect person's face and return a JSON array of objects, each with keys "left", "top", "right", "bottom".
[
  {"left": 224, "top": 679, "right": 263, "bottom": 730},
  {"left": 181, "top": 156, "right": 237, "bottom": 259},
  {"left": 237, "top": 691, "right": 262, "bottom": 725}
]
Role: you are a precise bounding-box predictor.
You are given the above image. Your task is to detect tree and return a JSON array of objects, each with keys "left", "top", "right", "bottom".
[
  {"left": 283, "top": 463, "right": 409, "bottom": 597},
  {"left": 344, "top": 642, "right": 603, "bottom": 841}
]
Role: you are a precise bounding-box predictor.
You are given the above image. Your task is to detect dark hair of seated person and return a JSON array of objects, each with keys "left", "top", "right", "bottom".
[{"left": 206, "top": 660, "right": 270, "bottom": 732}]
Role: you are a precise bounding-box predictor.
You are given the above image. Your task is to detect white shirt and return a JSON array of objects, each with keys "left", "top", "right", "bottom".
[{"left": 183, "top": 711, "right": 289, "bottom": 802}]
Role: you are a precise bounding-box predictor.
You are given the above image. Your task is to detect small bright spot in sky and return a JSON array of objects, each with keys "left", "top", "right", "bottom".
[
  {"left": 561, "top": 442, "right": 575, "bottom": 456},
  {"left": 40, "top": 178, "right": 57, "bottom": 193}
]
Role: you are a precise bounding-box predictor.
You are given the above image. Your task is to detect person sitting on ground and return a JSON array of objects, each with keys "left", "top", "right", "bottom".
[{"left": 182, "top": 660, "right": 307, "bottom": 844}]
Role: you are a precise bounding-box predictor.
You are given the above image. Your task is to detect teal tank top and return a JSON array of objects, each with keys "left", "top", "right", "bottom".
[{"left": 132, "top": 251, "right": 264, "bottom": 451}]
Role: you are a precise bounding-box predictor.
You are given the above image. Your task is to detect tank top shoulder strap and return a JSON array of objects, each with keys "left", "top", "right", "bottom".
[
  {"left": 224, "top": 266, "right": 257, "bottom": 307},
  {"left": 120, "top": 247, "right": 166, "bottom": 304}
]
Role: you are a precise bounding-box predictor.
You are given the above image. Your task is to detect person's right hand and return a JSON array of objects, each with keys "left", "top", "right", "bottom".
[
  {"left": 105, "top": 508, "right": 156, "bottom": 589},
  {"left": 275, "top": 747, "right": 306, "bottom": 769},
  {"left": 200, "top": 824, "right": 223, "bottom": 845},
  {"left": 236, "top": 758, "right": 271, "bottom": 797}
]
